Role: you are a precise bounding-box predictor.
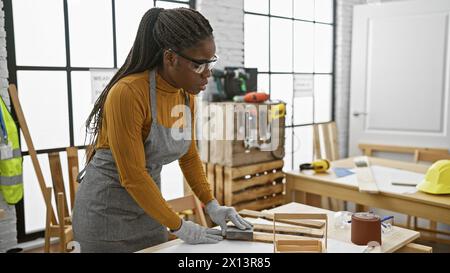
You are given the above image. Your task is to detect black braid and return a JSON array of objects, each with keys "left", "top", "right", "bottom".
[{"left": 84, "top": 7, "right": 213, "bottom": 163}]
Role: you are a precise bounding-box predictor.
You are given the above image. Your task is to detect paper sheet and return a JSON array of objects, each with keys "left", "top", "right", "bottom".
[{"left": 334, "top": 165, "right": 424, "bottom": 194}]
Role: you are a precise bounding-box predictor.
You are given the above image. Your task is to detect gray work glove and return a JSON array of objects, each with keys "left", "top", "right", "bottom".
[
  {"left": 171, "top": 219, "right": 223, "bottom": 244},
  {"left": 205, "top": 199, "right": 253, "bottom": 236}
]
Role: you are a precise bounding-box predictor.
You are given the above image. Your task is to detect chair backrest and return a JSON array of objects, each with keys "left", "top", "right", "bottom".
[
  {"left": 313, "top": 122, "right": 339, "bottom": 161},
  {"left": 167, "top": 195, "right": 207, "bottom": 227},
  {"left": 414, "top": 150, "right": 450, "bottom": 163}
]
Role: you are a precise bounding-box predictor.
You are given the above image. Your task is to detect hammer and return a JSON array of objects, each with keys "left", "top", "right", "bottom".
[{"left": 225, "top": 226, "right": 308, "bottom": 243}]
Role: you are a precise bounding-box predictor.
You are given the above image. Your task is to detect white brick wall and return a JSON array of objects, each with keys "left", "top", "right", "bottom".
[
  {"left": 197, "top": 0, "right": 244, "bottom": 69},
  {"left": 0, "top": 0, "right": 17, "bottom": 253}
]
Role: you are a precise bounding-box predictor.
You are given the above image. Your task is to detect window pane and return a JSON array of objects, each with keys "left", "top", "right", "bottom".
[
  {"left": 270, "top": 18, "right": 292, "bottom": 72},
  {"left": 270, "top": 0, "right": 292, "bottom": 18},
  {"left": 294, "top": 21, "right": 314, "bottom": 73},
  {"left": 245, "top": 15, "right": 269, "bottom": 72},
  {"left": 12, "top": 0, "right": 66, "bottom": 66},
  {"left": 314, "top": 75, "right": 332, "bottom": 123},
  {"left": 161, "top": 161, "right": 183, "bottom": 200},
  {"left": 283, "top": 127, "right": 293, "bottom": 171},
  {"left": 293, "top": 125, "right": 313, "bottom": 168},
  {"left": 72, "top": 71, "right": 93, "bottom": 146},
  {"left": 115, "top": 0, "right": 154, "bottom": 66},
  {"left": 315, "top": 0, "right": 334, "bottom": 24},
  {"left": 293, "top": 74, "right": 314, "bottom": 125},
  {"left": 314, "top": 24, "right": 333, "bottom": 73},
  {"left": 294, "top": 0, "right": 314, "bottom": 21},
  {"left": 244, "top": 0, "right": 268, "bottom": 14},
  {"left": 293, "top": 96, "right": 313, "bottom": 125},
  {"left": 68, "top": 0, "right": 114, "bottom": 67},
  {"left": 156, "top": 1, "right": 189, "bottom": 9},
  {"left": 270, "top": 74, "right": 293, "bottom": 125},
  {"left": 257, "top": 73, "right": 270, "bottom": 93},
  {"left": 17, "top": 71, "right": 69, "bottom": 151}
]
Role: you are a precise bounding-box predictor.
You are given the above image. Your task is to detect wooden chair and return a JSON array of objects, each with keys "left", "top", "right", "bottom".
[
  {"left": 44, "top": 147, "right": 80, "bottom": 253},
  {"left": 309, "top": 122, "right": 346, "bottom": 211}
]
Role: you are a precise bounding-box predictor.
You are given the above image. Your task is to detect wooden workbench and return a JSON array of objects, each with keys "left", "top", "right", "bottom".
[
  {"left": 138, "top": 202, "right": 423, "bottom": 253},
  {"left": 285, "top": 157, "right": 450, "bottom": 225}
]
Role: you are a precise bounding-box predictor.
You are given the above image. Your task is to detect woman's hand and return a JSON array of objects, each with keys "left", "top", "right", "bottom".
[
  {"left": 205, "top": 199, "right": 253, "bottom": 236},
  {"left": 171, "top": 219, "right": 223, "bottom": 244}
]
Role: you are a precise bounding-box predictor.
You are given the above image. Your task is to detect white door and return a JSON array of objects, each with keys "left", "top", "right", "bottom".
[{"left": 348, "top": 0, "right": 450, "bottom": 156}]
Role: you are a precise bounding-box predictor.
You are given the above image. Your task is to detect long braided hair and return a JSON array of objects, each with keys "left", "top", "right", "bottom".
[{"left": 84, "top": 7, "right": 213, "bottom": 163}]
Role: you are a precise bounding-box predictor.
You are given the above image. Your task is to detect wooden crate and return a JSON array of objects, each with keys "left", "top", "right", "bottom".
[
  {"left": 214, "top": 160, "right": 286, "bottom": 211},
  {"left": 205, "top": 102, "right": 286, "bottom": 167},
  {"left": 184, "top": 160, "right": 286, "bottom": 212}
]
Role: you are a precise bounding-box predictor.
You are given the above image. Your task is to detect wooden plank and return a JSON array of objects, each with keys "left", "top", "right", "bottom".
[
  {"left": 353, "top": 156, "right": 379, "bottom": 194},
  {"left": 215, "top": 165, "right": 224, "bottom": 205},
  {"left": 223, "top": 167, "right": 233, "bottom": 206},
  {"left": 321, "top": 124, "right": 332, "bottom": 160},
  {"left": 233, "top": 194, "right": 285, "bottom": 212},
  {"left": 239, "top": 209, "right": 325, "bottom": 229},
  {"left": 358, "top": 143, "right": 449, "bottom": 155},
  {"left": 230, "top": 160, "right": 284, "bottom": 179},
  {"left": 313, "top": 124, "right": 321, "bottom": 160},
  {"left": 329, "top": 122, "right": 339, "bottom": 161},
  {"left": 232, "top": 171, "right": 285, "bottom": 192},
  {"left": 232, "top": 182, "right": 284, "bottom": 204},
  {"left": 8, "top": 84, "right": 57, "bottom": 224},
  {"left": 395, "top": 243, "right": 432, "bottom": 253},
  {"left": 66, "top": 147, "right": 78, "bottom": 210},
  {"left": 48, "top": 153, "right": 69, "bottom": 217},
  {"left": 252, "top": 223, "right": 324, "bottom": 238}
]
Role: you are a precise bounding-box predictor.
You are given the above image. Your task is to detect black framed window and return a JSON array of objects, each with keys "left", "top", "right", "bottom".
[
  {"left": 5, "top": 0, "right": 195, "bottom": 242},
  {"left": 244, "top": 0, "right": 336, "bottom": 171}
]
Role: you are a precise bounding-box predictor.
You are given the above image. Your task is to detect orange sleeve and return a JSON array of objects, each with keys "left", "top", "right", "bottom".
[
  {"left": 104, "top": 82, "right": 181, "bottom": 230},
  {"left": 178, "top": 96, "right": 215, "bottom": 205}
]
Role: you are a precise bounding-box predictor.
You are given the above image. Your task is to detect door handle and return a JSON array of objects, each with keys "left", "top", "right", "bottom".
[{"left": 353, "top": 111, "right": 368, "bottom": 117}]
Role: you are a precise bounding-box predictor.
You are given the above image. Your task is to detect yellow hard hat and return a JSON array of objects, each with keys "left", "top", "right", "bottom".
[{"left": 417, "top": 160, "right": 450, "bottom": 194}]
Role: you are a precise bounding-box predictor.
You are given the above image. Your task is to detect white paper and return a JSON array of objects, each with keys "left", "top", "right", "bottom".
[{"left": 334, "top": 165, "right": 424, "bottom": 194}]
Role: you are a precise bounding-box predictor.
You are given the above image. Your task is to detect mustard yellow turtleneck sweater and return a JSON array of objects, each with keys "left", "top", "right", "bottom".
[{"left": 96, "top": 70, "right": 213, "bottom": 230}]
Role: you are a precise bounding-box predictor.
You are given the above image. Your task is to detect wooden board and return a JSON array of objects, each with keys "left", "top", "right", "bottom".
[
  {"left": 353, "top": 156, "right": 379, "bottom": 194},
  {"left": 239, "top": 209, "right": 325, "bottom": 229}
]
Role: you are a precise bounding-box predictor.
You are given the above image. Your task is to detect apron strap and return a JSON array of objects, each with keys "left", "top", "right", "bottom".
[{"left": 149, "top": 69, "right": 158, "bottom": 124}]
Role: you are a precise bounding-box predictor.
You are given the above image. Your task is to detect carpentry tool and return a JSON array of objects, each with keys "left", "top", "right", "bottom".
[
  {"left": 244, "top": 92, "right": 270, "bottom": 103},
  {"left": 269, "top": 103, "right": 286, "bottom": 120},
  {"left": 225, "top": 226, "right": 308, "bottom": 243},
  {"left": 238, "top": 209, "right": 325, "bottom": 229},
  {"left": 353, "top": 156, "right": 379, "bottom": 193},
  {"left": 299, "top": 159, "right": 330, "bottom": 173}
]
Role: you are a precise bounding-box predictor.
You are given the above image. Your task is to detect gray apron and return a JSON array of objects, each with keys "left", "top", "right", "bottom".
[{"left": 72, "top": 69, "right": 191, "bottom": 253}]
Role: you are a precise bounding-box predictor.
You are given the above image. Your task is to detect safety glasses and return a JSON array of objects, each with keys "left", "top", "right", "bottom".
[{"left": 169, "top": 48, "right": 218, "bottom": 74}]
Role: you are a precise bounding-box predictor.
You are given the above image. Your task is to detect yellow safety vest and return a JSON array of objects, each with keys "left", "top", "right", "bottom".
[{"left": 0, "top": 96, "right": 23, "bottom": 204}]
